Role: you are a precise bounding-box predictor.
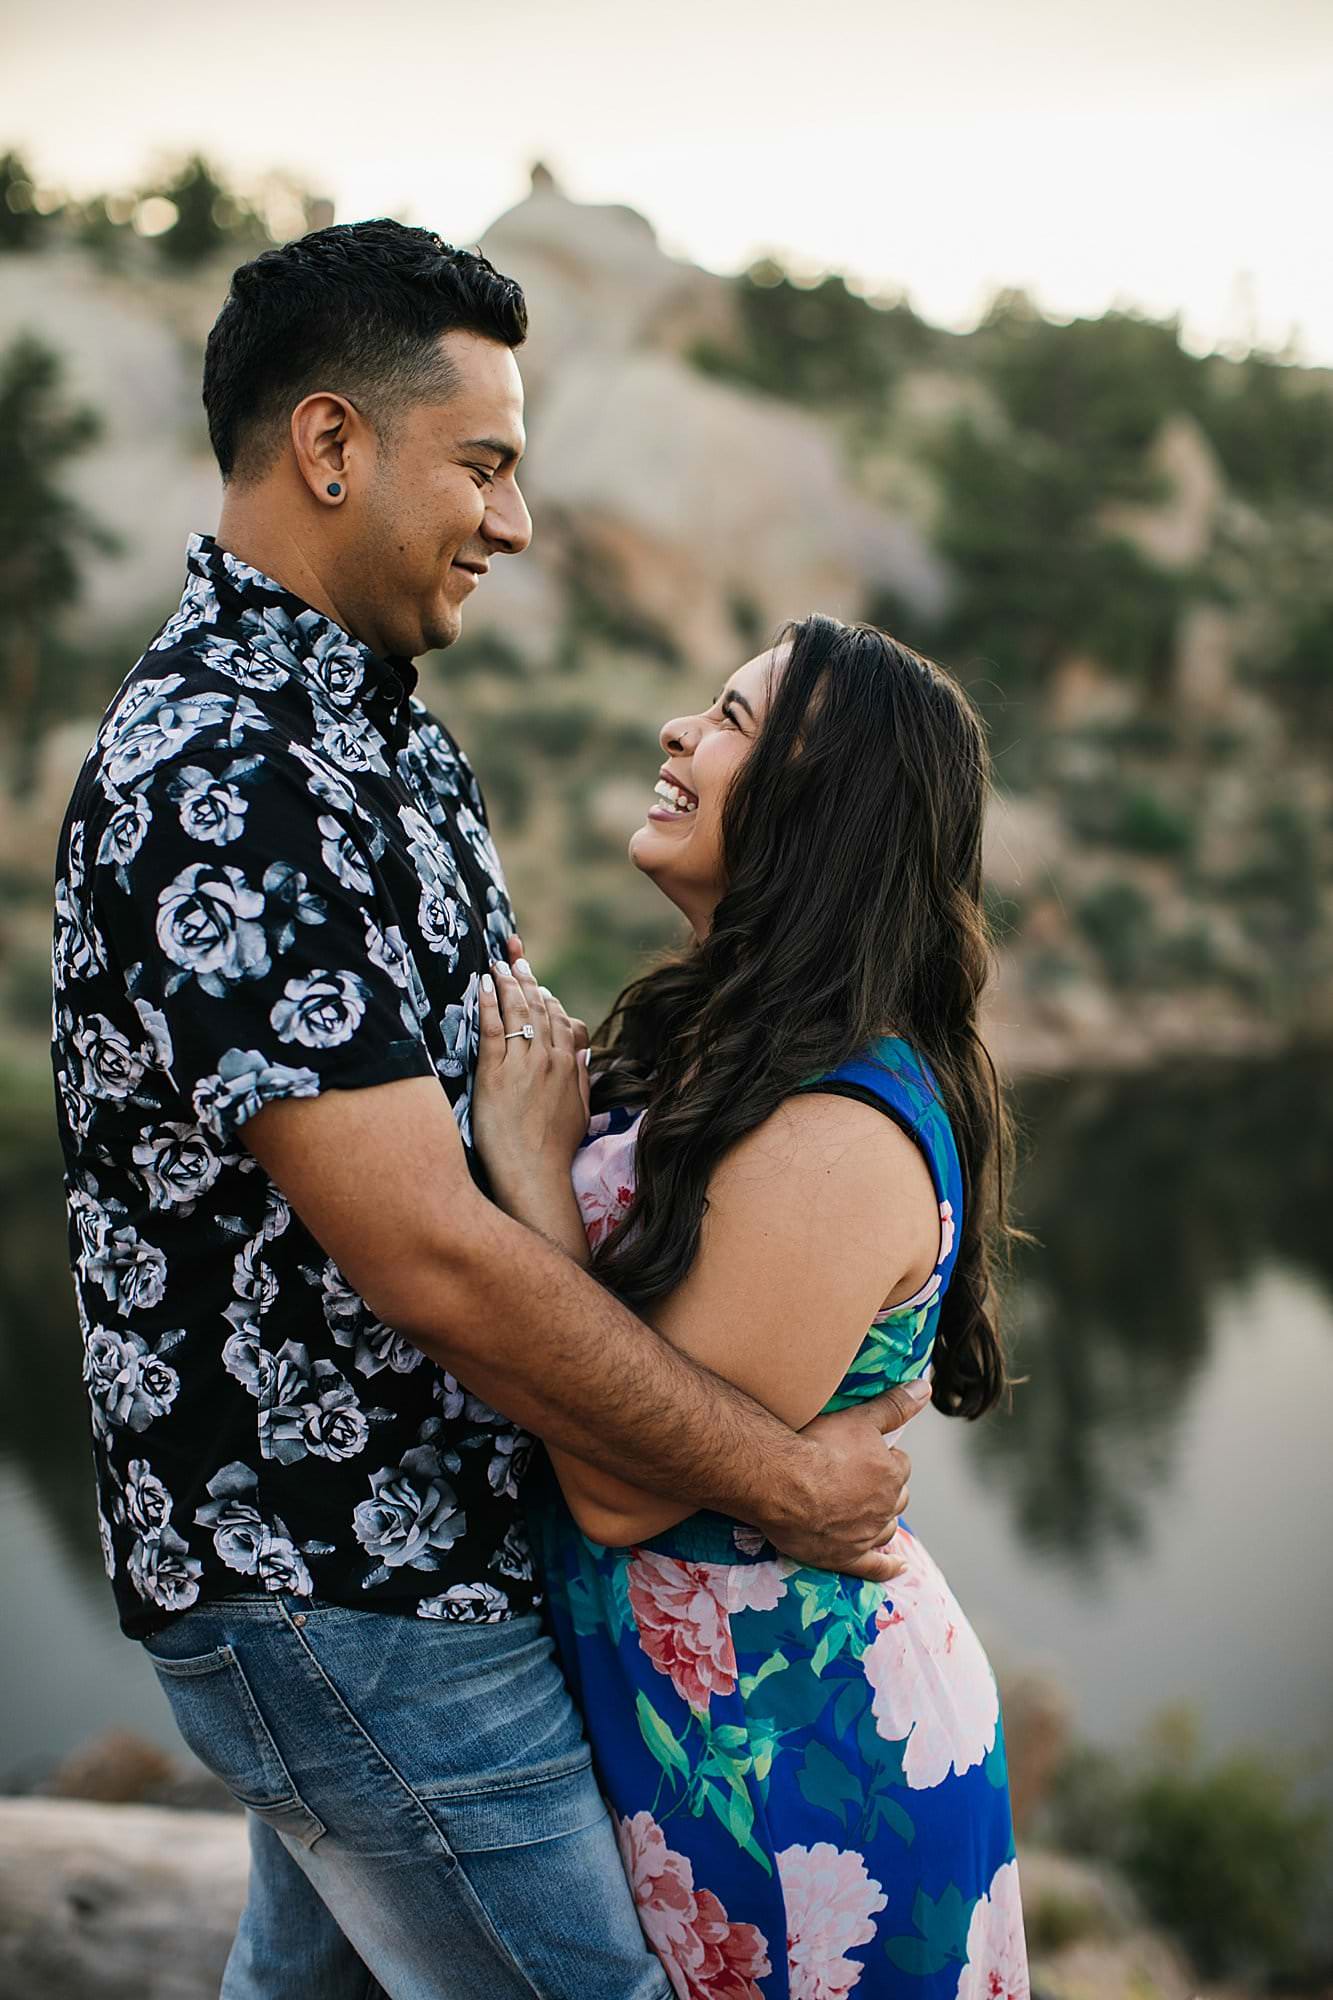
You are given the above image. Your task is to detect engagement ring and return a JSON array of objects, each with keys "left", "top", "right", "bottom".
[{"left": 504, "top": 1025, "right": 535, "bottom": 1041}]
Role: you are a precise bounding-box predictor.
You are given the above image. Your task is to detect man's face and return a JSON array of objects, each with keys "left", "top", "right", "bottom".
[{"left": 358, "top": 330, "right": 531, "bottom": 659}]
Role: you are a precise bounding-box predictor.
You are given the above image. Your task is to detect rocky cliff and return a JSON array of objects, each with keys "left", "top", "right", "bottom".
[{"left": 2, "top": 166, "right": 1329, "bottom": 1076}]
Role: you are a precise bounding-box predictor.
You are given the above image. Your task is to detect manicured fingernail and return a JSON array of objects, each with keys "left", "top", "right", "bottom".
[
  {"left": 539, "top": 985, "right": 552, "bottom": 998},
  {"left": 905, "top": 1380, "right": 932, "bottom": 1403},
  {"left": 516, "top": 957, "right": 532, "bottom": 977},
  {"left": 481, "top": 973, "right": 494, "bottom": 995},
  {"left": 495, "top": 959, "right": 512, "bottom": 977}
]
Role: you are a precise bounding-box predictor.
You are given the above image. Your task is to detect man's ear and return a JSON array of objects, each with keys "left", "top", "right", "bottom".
[{"left": 290, "top": 391, "right": 366, "bottom": 507}]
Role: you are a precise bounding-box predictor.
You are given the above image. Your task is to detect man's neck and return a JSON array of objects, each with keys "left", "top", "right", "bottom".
[{"left": 214, "top": 496, "right": 367, "bottom": 650}]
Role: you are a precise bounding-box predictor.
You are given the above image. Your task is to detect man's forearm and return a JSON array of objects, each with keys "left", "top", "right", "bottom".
[{"left": 382, "top": 1187, "right": 811, "bottom": 1536}]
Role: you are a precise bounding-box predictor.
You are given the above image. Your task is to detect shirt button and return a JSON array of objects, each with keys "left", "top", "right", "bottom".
[{"left": 291, "top": 1613, "right": 307, "bottom": 1629}]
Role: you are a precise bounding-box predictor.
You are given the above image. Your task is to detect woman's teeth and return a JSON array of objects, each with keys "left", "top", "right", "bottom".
[{"left": 653, "top": 778, "right": 698, "bottom": 816}]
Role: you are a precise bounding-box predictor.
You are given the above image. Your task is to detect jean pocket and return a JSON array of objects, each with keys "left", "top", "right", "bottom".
[
  {"left": 429, "top": 1746, "right": 606, "bottom": 1856},
  {"left": 147, "top": 1642, "right": 326, "bottom": 1848}
]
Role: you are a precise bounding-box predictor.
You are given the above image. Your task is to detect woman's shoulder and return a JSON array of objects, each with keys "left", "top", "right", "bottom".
[
  {"left": 793, "top": 1035, "right": 962, "bottom": 1236},
  {"left": 797, "top": 1034, "right": 944, "bottom": 1127}
]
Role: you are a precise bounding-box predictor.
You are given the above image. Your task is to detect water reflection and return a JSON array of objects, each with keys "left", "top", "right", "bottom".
[
  {"left": 983, "top": 1051, "right": 1333, "bottom": 1566},
  {"left": 0, "top": 1114, "right": 103, "bottom": 1586},
  {"left": 2, "top": 1053, "right": 1331, "bottom": 1590}
]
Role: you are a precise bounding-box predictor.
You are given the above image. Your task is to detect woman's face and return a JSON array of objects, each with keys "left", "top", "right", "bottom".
[{"left": 628, "top": 646, "right": 781, "bottom": 935}]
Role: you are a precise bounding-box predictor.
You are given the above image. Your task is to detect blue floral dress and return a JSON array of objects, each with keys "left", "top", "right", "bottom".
[{"left": 533, "top": 1038, "right": 1028, "bottom": 2000}]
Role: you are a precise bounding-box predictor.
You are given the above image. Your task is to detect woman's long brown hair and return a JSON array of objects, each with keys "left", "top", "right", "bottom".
[{"left": 588, "top": 615, "right": 1013, "bottom": 1420}]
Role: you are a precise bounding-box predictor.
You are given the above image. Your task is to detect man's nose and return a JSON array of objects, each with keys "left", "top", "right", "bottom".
[{"left": 484, "top": 481, "right": 533, "bottom": 557}]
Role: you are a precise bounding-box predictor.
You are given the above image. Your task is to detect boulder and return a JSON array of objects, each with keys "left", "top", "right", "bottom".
[
  {"left": 0, "top": 246, "right": 221, "bottom": 643},
  {"left": 0, "top": 1798, "right": 245, "bottom": 2000},
  {"left": 0, "top": 1799, "right": 1210, "bottom": 2000},
  {"left": 480, "top": 171, "right": 948, "bottom": 665}
]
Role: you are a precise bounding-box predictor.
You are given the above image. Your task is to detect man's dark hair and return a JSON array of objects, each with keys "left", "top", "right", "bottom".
[{"left": 203, "top": 218, "right": 528, "bottom": 481}]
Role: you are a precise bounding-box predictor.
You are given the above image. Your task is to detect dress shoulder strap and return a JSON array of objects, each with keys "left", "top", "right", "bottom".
[{"left": 793, "top": 1036, "right": 964, "bottom": 1296}]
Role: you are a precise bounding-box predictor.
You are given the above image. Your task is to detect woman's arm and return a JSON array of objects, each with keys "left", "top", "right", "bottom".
[
  {"left": 498, "top": 1172, "right": 592, "bottom": 1268},
  {"left": 549, "top": 1089, "right": 940, "bottom": 1545},
  {"left": 471, "top": 959, "right": 593, "bottom": 1267}
]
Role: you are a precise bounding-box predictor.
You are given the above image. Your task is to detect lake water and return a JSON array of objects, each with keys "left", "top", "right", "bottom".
[{"left": 2, "top": 1057, "right": 1331, "bottom": 1830}]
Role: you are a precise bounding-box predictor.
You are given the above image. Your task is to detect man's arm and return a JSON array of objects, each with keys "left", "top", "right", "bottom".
[
  {"left": 245, "top": 1076, "right": 924, "bottom": 1579},
  {"left": 543, "top": 1090, "right": 936, "bottom": 1545}
]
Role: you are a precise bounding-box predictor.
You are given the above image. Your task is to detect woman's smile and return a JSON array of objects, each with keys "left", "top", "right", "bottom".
[
  {"left": 647, "top": 770, "right": 699, "bottom": 823},
  {"left": 628, "top": 647, "right": 778, "bottom": 937}
]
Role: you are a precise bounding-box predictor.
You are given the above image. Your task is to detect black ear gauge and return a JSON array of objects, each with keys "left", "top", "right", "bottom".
[{"left": 327, "top": 482, "right": 342, "bottom": 497}]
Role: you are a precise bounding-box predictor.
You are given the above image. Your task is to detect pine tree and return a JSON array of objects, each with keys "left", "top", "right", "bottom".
[{"left": 0, "top": 336, "right": 118, "bottom": 768}]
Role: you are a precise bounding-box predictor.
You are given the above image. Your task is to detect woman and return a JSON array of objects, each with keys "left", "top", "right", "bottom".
[{"left": 472, "top": 616, "right": 1027, "bottom": 2000}]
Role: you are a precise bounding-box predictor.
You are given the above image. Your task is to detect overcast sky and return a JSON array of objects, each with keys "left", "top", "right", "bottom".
[{"left": 8, "top": 0, "right": 1332, "bottom": 360}]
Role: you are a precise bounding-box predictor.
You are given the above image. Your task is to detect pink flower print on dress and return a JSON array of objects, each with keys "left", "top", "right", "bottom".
[
  {"left": 724, "top": 1560, "right": 788, "bottom": 1615},
  {"left": 616, "top": 1810, "right": 771, "bottom": 1999},
  {"left": 573, "top": 1117, "right": 641, "bottom": 1251},
  {"left": 937, "top": 1199, "right": 956, "bottom": 1263},
  {"left": 627, "top": 1549, "right": 739, "bottom": 1710},
  {"left": 860, "top": 1527, "right": 999, "bottom": 1789},
  {"left": 886, "top": 1199, "right": 955, "bottom": 1315},
  {"left": 690, "top": 1888, "right": 773, "bottom": 2000},
  {"left": 955, "top": 1857, "right": 1029, "bottom": 2000},
  {"left": 776, "top": 1841, "right": 887, "bottom": 1999}
]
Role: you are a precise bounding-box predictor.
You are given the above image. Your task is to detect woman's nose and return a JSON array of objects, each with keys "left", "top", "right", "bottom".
[{"left": 660, "top": 714, "right": 696, "bottom": 754}]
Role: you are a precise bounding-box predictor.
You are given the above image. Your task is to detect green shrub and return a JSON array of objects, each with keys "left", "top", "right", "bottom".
[
  {"left": 464, "top": 726, "right": 531, "bottom": 833},
  {"left": 1260, "top": 594, "right": 1333, "bottom": 736},
  {"left": 0, "top": 152, "right": 45, "bottom": 252},
  {"left": 1077, "top": 715, "right": 1178, "bottom": 759},
  {"left": 1076, "top": 881, "right": 1155, "bottom": 987},
  {"left": 0, "top": 335, "right": 119, "bottom": 769},
  {"left": 689, "top": 264, "right": 936, "bottom": 409},
  {"left": 440, "top": 629, "right": 527, "bottom": 683},
  {"left": 4, "top": 946, "right": 54, "bottom": 1036},
  {"left": 1110, "top": 787, "right": 1195, "bottom": 857},
  {"left": 1228, "top": 801, "right": 1321, "bottom": 938},
  {"left": 974, "top": 305, "right": 1197, "bottom": 484},
  {"left": 926, "top": 415, "right": 1186, "bottom": 704},
  {"left": 1155, "top": 924, "right": 1221, "bottom": 984},
  {"left": 1123, "top": 1754, "right": 1328, "bottom": 1977},
  {"left": 561, "top": 567, "right": 681, "bottom": 668},
  {"left": 1200, "top": 353, "right": 1333, "bottom": 509},
  {"left": 1045, "top": 1715, "right": 1330, "bottom": 1981},
  {"left": 541, "top": 904, "right": 679, "bottom": 1026},
  {"left": 1024, "top": 1888, "right": 1109, "bottom": 1955},
  {"left": 728, "top": 590, "right": 766, "bottom": 648},
  {"left": 522, "top": 703, "right": 594, "bottom": 761},
  {"left": 1042, "top": 1742, "right": 1130, "bottom": 1859}
]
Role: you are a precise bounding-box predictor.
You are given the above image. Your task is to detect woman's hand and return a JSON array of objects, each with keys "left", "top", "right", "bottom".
[{"left": 473, "top": 949, "right": 593, "bottom": 1252}]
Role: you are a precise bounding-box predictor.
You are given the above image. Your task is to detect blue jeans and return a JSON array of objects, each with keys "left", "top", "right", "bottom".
[{"left": 142, "top": 1596, "right": 670, "bottom": 2000}]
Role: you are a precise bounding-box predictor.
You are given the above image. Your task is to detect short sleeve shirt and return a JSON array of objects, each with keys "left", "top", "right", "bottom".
[{"left": 51, "top": 533, "right": 534, "bottom": 1638}]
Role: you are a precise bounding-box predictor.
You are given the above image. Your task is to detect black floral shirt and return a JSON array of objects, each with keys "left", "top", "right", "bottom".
[{"left": 51, "top": 533, "right": 534, "bottom": 1638}]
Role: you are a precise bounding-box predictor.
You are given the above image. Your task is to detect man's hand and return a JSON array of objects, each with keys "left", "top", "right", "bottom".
[{"left": 762, "top": 1379, "right": 932, "bottom": 1581}]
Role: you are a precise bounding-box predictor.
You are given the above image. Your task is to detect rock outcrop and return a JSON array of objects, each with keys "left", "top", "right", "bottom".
[
  {"left": 0, "top": 1797, "right": 1209, "bottom": 2000},
  {"left": 0, "top": 1799, "right": 246, "bottom": 2000}
]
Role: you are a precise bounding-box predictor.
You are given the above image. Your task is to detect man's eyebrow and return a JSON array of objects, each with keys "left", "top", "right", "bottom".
[{"left": 459, "top": 435, "right": 524, "bottom": 465}]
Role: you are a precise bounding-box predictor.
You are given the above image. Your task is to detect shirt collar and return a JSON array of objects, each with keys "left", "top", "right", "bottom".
[{"left": 184, "top": 532, "right": 419, "bottom": 752}]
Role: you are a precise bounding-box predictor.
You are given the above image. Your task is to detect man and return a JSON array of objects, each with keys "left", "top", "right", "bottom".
[{"left": 51, "top": 220, "right": 928, "bottom": 1998}]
